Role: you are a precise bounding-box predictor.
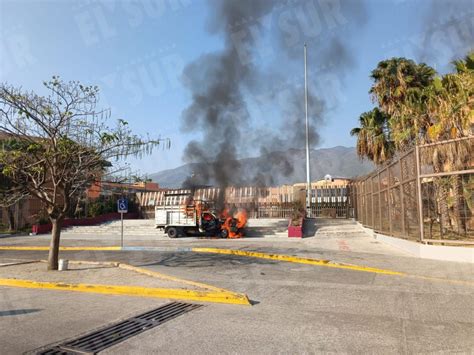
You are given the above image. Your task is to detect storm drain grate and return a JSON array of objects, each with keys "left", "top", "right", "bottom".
[
  {"left": 36, "top": 302, "right": 202, "bottom": 355},
  {"left": 35, "top": 348, "right": 76, "bottom": 355}
]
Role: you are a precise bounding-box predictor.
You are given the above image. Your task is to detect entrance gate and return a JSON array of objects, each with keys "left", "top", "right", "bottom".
[
  {"left": 253, "top": 185, "right": 352, "bottom": 219},
  {"left": 309, "top": 185, "right": 352, "bottom": 218}
]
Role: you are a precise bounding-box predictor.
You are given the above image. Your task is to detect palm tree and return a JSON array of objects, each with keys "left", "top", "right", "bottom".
[
  {"left": 423, "top": 51, "right": 474, "bottom": 235},
  {"left": 426, "top": 51, "right": 474, "bottom": 142},
  {"left": 370, "top": 58, "right": 437, "bottom": 150},
  {"left": 369, "top": 54, "right": 474, "bottom": 237},
  {"left": 350, "top": 108, "right": 394, "bottom": 165}
]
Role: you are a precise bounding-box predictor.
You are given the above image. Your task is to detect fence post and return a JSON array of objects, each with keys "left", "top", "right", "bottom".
[
  {"left": 364, "top": 180, "right": 368, "bottom": 225},
  {"left": 399, "top": 159, "right": 406, "bottom": 237},
  {"left": 415, "top": 145, "right": 425, "bottom": 242},
  {"left": 371, "top": 177, "right": 375, "bottom": 229},
  {"left": 364, "top": 179, "right": 368, "bottom": 225},
  {"left": 387, "top": 168, "right": 392, "bottom": 236},
  {"left": 378, "top": 172, "right": 382, "bottom": 231}
]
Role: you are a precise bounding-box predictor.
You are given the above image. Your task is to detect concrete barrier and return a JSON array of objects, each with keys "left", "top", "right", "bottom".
[
  {"left": 374, "top": 232, "right": 474, "bottom": 264},
  {"left": 357, "top": 222, "right": 474, "bottom": 263}
]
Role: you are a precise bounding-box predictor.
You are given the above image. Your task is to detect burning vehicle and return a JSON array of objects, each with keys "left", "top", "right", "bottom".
[
  {"left": 155, "top": 192, "right": 247, "bottom": 238},
  {"left": 219, "top": 208, "right": 247, "bottom": 238}
]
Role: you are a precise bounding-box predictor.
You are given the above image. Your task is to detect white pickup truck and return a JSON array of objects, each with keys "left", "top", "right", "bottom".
[{"left": 155, "top": 202, "right": 222, "bottom": 238}]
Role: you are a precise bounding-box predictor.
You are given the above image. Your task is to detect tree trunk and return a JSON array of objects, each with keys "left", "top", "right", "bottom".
[
  {"left": 452, "top": 175, "right": 466, "bottom": 235},
  {"left": 7, "top": 205, "right": 15, "bottom": 231},
  {"left": 47, "top": 217, "right": 63, "bottom": 270}
]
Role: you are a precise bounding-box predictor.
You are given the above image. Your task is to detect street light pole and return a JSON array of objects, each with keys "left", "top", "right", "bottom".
[{"left": 304, "top": 43, "right": 312, "bottom": 217}]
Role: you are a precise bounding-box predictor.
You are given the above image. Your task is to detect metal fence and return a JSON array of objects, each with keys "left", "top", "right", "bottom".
[
  {"left": 137, "top": 184, "right": 353, "bottom": 219},
  {"left": 352, "top": 136, "right": 473, "bottom": 244},
  {"left": 255, "top": 203, "right": 295, "bottom": 219}
]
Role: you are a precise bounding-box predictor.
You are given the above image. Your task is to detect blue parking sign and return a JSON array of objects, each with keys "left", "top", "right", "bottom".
[{"left": 117, "top": 198, "right": 128, "bottom": 213}]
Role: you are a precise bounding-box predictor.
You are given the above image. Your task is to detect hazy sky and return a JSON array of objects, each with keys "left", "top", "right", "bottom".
[{"left": 0, "top": 0, "right": 472, "bottom": 174}]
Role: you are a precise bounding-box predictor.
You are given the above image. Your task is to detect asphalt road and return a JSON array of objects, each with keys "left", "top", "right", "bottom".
[{"left": 1, "top": 220, "right": 473, "bottom": 354}]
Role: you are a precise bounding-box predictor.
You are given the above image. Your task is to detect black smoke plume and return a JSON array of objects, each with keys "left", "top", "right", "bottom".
[
  {"left": 417, "top": 0, "right": 473, "bottom": 69},
  {"left": 181, "top": 0, "right": 367, "bottom": 192}
]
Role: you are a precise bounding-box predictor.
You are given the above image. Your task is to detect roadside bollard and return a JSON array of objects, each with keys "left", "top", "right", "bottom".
[{"left": 58, "top": 259, "right": 69, "bottom": 271}]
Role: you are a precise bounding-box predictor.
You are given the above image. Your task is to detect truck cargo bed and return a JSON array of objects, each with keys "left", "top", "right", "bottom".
[{"left": 155, "top": 205, "right": 197, "bottom": 227}]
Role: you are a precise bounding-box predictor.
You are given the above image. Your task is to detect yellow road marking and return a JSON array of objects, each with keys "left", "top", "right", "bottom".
[
  {"left": 192, "top": 247, "right": 405, "bottom": 276},
  {"left": 0, "top": 278, "right": 250, "bottom": 305},
  {"left": 0, "top": 246, "right": 121, "bottom": 251},
  {"left": 192, "top": 248, "right": 474, "bottom": 286}
]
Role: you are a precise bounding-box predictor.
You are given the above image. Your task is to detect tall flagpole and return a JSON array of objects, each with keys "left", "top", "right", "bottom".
[{"left": 304, "top": 43, "right": 311, "bottom": 217}]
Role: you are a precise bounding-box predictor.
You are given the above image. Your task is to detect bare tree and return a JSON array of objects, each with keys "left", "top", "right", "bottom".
[{"left": 0, "top": 77, "right": 168, "bottom": 269}]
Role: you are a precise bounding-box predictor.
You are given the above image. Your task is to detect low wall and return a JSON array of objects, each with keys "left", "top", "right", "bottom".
[
  {"left": 358, "top": 222, "right": 474, "bottom": 263},
  {"left": 31, "top": 212, "right": 139, "bottom": 234}
]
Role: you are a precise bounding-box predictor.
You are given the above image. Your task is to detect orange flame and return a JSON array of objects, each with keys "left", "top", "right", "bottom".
[
  {"left": 235, "top": 209, "right": 247, "bottom": 229},
  {"left": 221, "top": 208, "right": 247, "bottom": 238}
]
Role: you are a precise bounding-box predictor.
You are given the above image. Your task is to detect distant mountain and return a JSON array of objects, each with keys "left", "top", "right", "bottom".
[{"left": 149, "top": 146, "right": 374, "bottom": 188}]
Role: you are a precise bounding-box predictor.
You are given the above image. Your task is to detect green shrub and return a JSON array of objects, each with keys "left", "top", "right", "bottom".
[{"left": 88, "top": 201, "right": 104, "bottom": 217}]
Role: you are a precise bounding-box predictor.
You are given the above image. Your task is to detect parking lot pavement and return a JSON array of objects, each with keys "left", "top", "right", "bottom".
[
  {"left": 0, "top": 286, "right": 168, "bottom": 354},
  {"left": 108, "top": 254, "right": 473, "bottom": 354},
  {"left": 1, "top": 219, "right": 473, "bottom": 353},
  {"left": 1, "top": 245, "right": 473, "bottom": 353}
]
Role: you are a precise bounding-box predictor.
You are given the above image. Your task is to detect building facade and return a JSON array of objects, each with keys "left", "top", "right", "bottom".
[{"left": 137, "top": 175, "right": 353, "bottom": 219}]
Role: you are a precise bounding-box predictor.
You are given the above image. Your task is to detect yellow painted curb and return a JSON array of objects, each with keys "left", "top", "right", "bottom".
[
  {"left": 0, "top": 246, "right": 121, "bottom": 251},
  {"left": 192, "top": 248, "right": 405, "bottom": 276},
  {"left": 0, "top": 278, "right": 251, "bottom": 305},
  {"left": 118, "top": 263, "right": 231, "bottom": 293},
  {"left": 29, "top": 260, "right": 251, "bottom": 301}
]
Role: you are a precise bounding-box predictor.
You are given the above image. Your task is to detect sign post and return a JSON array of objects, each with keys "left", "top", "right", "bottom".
[{"left": 117, "top": 198, "right": 128, "bottom": 248}]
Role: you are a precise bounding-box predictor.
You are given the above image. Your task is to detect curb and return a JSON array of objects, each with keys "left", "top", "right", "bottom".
[
  {"left": 118, "top": 263, "right": 234, "bottom": 293},
  {"left": 0, "top": 278, "right": 251, "bottom": 305},
  {"left": 192, "top": 247, "right": 405, "bottom": 275},
  {"left": 1, "top": 259, "right": 251, "bottom": 305}
]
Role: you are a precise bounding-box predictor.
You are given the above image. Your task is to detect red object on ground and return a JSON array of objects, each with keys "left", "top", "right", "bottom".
[
  {"left": 288, "top": 218, "right": 304, "bottom": 238},
  {"left": 31, "top": 212, "right": 139, "bottom": 235},
  {"left": 31, "top": 224, "right": 52, "bottom": 234}
]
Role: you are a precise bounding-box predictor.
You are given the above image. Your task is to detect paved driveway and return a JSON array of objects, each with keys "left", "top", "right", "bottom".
[{"left": 1, "top": 219, "right": 473, "bottom": 353}]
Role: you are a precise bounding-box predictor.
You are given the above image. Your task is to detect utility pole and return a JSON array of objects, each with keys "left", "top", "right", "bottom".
[{"left": 304, "top": 43, "right": 312, "bottom": 217}]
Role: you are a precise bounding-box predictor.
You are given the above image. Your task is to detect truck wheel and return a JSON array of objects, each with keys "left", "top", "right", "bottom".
[
  {"left": 167, "top": 227, "right": 178, "bottom": 238},
  {"left": 220, "top": 229, "right": 228, "bottom": 239}
]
